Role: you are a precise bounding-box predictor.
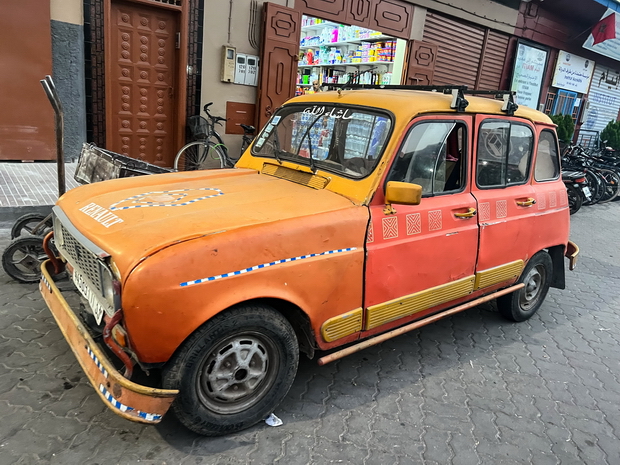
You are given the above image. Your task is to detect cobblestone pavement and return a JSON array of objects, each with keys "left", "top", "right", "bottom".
[{"left": 1, "top": 201, "right": 619, "bottom": 465}]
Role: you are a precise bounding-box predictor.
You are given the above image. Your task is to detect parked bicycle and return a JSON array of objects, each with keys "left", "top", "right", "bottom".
[{"left": 174, "top": 103, "right": 234, "bottom": 171}]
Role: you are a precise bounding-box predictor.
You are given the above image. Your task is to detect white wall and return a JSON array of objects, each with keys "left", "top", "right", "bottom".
[{"left": 50, "top": 0, "right": 83, "bottom": 25}]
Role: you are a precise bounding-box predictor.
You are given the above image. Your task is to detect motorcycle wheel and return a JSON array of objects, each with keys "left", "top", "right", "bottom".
[
  {"left": 565, "top": 184, "right": 582, "bottom": 215},
  {"left": 2, "top": 236, "right": 47, "bottom": 283}
]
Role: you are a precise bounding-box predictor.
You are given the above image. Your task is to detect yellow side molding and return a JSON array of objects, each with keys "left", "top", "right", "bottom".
[
  {"left": 366, "top": 276, "right": 475, "bottom": 330},
  {"left": 321, "top": 308, "right": 363, "bottom": 342},
  {"left": 474, "top": 260, "right": 524, "bottom": 290}
]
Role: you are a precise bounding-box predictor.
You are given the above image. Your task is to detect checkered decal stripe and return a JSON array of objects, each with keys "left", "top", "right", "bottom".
[
  {"left": 99, "top": 385, "right": 162, "bottom": 422},
  {"left": 180, "top": 247, "right": 358, "bottom": 287},
  {"left": 41, "top": 274, "right": 52, "bottom": 293},
  {"left": 109, "top": 188, "right": 223, "bottom": 211},
  {"left": 87, "top": 347, "right": 109, "bottom": 378}
]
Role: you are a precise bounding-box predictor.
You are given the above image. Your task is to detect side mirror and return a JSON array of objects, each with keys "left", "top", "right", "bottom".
[{"left": 384, "top": 181, "right": 422, "bottom": 214}]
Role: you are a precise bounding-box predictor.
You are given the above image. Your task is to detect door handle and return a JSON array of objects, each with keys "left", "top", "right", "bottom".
[
  {"left": 454, "top": 208, "right": 477, "bottom": 218},
  {"left": 516, "top": 197, "right": 536, "bottom": 207}
]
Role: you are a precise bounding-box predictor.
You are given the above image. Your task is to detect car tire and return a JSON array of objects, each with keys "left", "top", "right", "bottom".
[
  {"left": 496, "top": 251, "right": 553, "bottom": 322},
  {"left": 162, "top": 304, "right": 299, "bottom": 436}
]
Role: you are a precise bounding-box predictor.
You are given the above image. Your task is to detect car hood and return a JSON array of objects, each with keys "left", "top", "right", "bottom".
[{"left": 56, "top": 168, "right": 357, "bottom": 275}]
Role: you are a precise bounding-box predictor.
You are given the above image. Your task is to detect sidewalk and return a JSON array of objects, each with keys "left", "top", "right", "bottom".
[{"left": 0, "top": 162, "right": 80, "bottom": 222}]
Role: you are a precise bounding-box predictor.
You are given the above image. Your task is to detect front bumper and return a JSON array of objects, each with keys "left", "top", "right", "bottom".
[
  {"left": 566, "top": 240, "right": 579, "bottom": 271},
  {"left": 39, "top": 260, "right": 178, "bottom": 424}
]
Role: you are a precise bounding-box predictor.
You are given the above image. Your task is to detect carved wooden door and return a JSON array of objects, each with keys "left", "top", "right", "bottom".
[
  {"left": 106, "top": 0, "right": 178, "bottom": 167},
  {"left": 257, "top": 3, "right": 301, "bottom": 130}
]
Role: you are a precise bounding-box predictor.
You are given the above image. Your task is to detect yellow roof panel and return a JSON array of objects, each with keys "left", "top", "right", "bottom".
[{"left": 287, "top": 89, "right": 552, "bottom": 124}]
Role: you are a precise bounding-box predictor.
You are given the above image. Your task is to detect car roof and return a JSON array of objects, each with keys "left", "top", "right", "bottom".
[{"left": 286, "top": 89, "right": 553, "bottom": 125}]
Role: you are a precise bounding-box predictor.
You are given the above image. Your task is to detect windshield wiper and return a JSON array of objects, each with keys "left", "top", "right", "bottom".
[
  {"left": 295, "top": 115, "right": 322, "bottom": 172},
  {"left": 272, "top": 128, "right": 283, "bottom": 164}
]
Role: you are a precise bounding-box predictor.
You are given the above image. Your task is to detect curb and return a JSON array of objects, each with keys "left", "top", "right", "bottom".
[{"left": 0, "top": 205, "right": 53, "bottom": 224}]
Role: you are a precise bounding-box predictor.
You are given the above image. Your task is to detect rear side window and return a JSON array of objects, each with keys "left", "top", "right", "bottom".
[
  {"left": 477, "top": 120, "right": 534, "bottom": 188},
  {"left": 386, "top": 120, "right": 467, "bottom": 196},
  {"left": 535, "top": 130, "right": 560, "bottom": 181}
]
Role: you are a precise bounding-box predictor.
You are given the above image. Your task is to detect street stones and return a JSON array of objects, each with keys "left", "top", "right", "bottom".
[{"left": 1, "top": 202, "right": 620, "bottom": 463}]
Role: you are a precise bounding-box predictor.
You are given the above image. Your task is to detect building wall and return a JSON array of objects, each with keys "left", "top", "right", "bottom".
[{"left": 50, "top": 0, "right": 87, "bottom": 161}]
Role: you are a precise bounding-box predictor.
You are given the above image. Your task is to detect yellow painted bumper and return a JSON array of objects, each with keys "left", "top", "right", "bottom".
[
  {"left": 39, "top": 260, "right": 178, "bottom": 424},
  {"left": 566, "top": 240, "right": 579, "bottom": 271}
]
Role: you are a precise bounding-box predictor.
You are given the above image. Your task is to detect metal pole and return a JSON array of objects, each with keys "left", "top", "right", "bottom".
[{"left": 40, "top": 75, "right": 66, "bottom": 197}]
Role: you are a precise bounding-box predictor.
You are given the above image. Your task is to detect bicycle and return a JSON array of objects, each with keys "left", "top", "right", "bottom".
[
  {"left": 239, "top": 123, "right": 256, "bottom": 155},
  {"left": 174, "top": 103, "right": 234, "bottom": 171}
]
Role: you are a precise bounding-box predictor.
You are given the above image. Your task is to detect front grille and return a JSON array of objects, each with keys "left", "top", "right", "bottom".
[{"left": 57, "top": 222, "right": 103, "bottom": 295}]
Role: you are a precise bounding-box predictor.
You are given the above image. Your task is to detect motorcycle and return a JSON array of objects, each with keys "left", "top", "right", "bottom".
[{"left": 562, "top": 170, "right": 591, "bottom": 215}]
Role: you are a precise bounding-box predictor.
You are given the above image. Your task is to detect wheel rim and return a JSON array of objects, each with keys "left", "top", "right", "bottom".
[
  {"left": 519, "top": 264, "right": 546, "bottom": 311},
  {"left": 3, "top": 239, "right": 46, "bottom": 281},
  {"left": 197, "top": 331, "right": 279, "bottom": 414}
]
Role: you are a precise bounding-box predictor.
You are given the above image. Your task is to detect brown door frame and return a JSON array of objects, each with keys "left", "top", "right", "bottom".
[{"left": 103, "top": 0, "right": 188, "bottom": 158}]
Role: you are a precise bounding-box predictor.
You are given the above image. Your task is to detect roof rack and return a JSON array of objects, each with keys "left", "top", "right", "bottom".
[
  {"left": 464, "top": 90, "right": 519, "bottom": 116},
  {"left": 325, "top": 84, "right": 519, "bottom": 115}
]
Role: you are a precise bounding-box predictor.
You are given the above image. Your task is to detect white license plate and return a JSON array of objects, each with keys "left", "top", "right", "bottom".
[
  {"left": 72, "top": 270, "right": 107, "bottom": 325},
  {"left": 582, "top": 186, "right": 592, "bottom": 199}
]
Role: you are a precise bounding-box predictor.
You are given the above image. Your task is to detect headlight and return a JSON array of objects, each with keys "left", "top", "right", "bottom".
[{"left": 99, "top": 262, "right": 120, "bottom": 316}]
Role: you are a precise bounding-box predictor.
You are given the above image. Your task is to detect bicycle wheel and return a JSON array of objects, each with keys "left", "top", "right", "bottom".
[{"left": 174, "top": 141, "right": 226, "bottom": 171}]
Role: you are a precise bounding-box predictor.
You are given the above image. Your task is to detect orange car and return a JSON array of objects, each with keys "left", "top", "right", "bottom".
[{"left": 40, "top": 86, "right": 578, "bottom": 436}]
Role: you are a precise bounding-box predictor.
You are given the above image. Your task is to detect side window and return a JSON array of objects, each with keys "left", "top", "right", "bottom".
[
  {"left": 477, "top": 120, "right": 534, "bottom": 187},
  {"left": 535, "top": 130, "right": 560, "bottom": 181},
  {"left": 387, "top": 121, "right": 467, "bottom": 196}
]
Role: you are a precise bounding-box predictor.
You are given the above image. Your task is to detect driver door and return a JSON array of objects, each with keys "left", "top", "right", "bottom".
[{"left": 363, "top": 115, "right": 479, "bottom": 334}]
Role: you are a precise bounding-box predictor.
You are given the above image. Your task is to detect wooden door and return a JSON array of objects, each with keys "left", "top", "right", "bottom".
[
  {"left": 0, "top": 0, "right": 54, "bottom": 160},
  {"left": 257, "top": 3, "right": 301, "bottom": 130},
  {"left": 106, "top": 0, "right": 179, "bottom": 167}
]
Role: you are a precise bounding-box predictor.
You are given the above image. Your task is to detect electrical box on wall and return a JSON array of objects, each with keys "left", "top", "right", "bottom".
[
  {"left": 245, "top": 55, "right": 259, "bottom": 86},
  {"left": 234, "top": 53, "right": 247, "bottom": 85},
  {"left": 221, "top": 45, "right": 236, "bottom": 83}
]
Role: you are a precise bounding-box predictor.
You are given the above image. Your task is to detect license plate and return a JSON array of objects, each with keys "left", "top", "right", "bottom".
[
  {"left": 582, "top": 186, "right": 592, "bottom": 200},
  {"left": 72, "top": 270, "right": 107, "bottom": 325}
]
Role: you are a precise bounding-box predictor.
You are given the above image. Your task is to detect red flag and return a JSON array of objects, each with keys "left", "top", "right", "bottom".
[{"left": 592, "top": 13, "right": 616, "bottom": 45}]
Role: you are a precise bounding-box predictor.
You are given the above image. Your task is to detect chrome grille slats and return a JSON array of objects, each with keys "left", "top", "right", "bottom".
[{"left": 58, "top": 223, "right": 104, "bottom": 294}]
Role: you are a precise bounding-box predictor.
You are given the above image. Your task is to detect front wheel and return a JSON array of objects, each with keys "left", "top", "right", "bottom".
[
  {"left": 497, "top": 251, "right": 553, "bottom": 322},
  {"left": 2, "top": 236, "right": 47, "bottom": 283},
  {"left": 162, "top": 304, "right": 299, "bottom": 436},
  {"left": 565, "top": 183, "right": 582, "bottom": 215}
]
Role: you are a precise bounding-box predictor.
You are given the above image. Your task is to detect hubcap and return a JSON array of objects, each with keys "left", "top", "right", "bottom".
[
  {"left": 197, "top": 332, "right": 278, "bottom": 414},
  {"left": 519, "top": 264, "right": 546, "bottom": 310}
]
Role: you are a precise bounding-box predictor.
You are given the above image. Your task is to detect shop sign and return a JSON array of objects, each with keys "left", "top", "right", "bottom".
[
  {"left": 583, "top": 9, "right": 620, "bottom": 62},
  {"left": 552, "top": 50, "right": 594, "bottom": 94},
  {"left": 582, "top": 63, "right": 620, "bottom": 133},
  {"left": 510, "top": 42, "right": 548, "bottom": 110}
]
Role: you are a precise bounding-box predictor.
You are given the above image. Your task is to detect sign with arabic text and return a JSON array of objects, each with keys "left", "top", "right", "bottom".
[
  {"left": 552, "top": 50, "right": 594, "bottom": 94},
  {"left": 510, "top": 42, "right": 548, "bottom": 109}
]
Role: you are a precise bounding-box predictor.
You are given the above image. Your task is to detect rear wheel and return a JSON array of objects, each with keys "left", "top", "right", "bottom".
[
  {"left": 174, "top": 141, "right": 228, "bottom": 171},
  {"left": 565, "top": 184, "right": 582, "bottom": 215},
  {"left": 162, "top": 304, "right": 299, "bottom": 436},
  {"left": 497, "top": 251, "right": 553, "bottom": 322},
  {"left": 10, "top": 213, "right": 52, "bottom": 239}
]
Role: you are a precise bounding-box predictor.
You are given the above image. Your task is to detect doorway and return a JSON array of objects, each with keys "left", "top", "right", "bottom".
[{"left": 105, "top": 0, "right": 180, "bottom": 167}]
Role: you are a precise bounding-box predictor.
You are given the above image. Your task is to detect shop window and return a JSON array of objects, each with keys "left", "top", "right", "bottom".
[
  {"left": 477, "top": 120, "right": 533, "bottom": 187},
  {"left": 535, "top": 130, "right": 560, "bottom": 181},
  {"left": 296, "top": 15, "right": 406, "bottom": 95},
  {"left": 387, "top": 121, "right": 466, "bottom": 196}
]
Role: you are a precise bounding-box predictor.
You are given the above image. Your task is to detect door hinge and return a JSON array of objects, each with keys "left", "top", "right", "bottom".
[{"left": 175, "top": 32, "right": 181, "bottom": 49}]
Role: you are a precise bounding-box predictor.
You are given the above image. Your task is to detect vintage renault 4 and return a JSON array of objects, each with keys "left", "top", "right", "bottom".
[{"left": 40, "top": 85, "right": 578, "bottom": 436}]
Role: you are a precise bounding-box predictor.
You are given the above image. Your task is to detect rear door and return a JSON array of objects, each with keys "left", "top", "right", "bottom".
[
  {"left": 471, "top": 116, "right": 537, "bottom": 289},
  {"left": 363, "top": 115, "right": 479, "bottom": 333}
]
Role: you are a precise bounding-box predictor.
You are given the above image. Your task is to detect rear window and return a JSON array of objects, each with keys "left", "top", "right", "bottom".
[
  {"left": 476, "top": 120, "right": 534, "bottom": 188},
  {"left": 534, "top": 130, "right": 560, "bottom": 181}
]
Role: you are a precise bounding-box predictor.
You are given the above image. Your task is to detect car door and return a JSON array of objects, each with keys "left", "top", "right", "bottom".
[
  {"left": 471, "top": 116, "right": 537, "bottom": 289},
  {"left": 363, "top": 115, "right": 479, "bottom": 334}
]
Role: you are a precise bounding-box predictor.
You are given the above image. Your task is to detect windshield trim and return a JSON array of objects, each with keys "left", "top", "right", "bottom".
[{"left": 250, "top": 102, "right": 395, "bottom": 180}]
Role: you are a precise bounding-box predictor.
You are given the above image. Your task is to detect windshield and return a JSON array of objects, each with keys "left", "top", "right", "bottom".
[{"left": 251, "top": 104, "right": 392, "bottom": 178}]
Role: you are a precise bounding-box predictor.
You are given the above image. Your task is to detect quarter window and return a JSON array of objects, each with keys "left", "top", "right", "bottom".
[
  {"left": 386, "top": 121, "right": 467, "bottom": 196},
  {"left": 534, "top": 130, "right": 560, "bottom": 181},
  {"left": 477, "top": 120, "right": 534, "bottom": 187}
]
